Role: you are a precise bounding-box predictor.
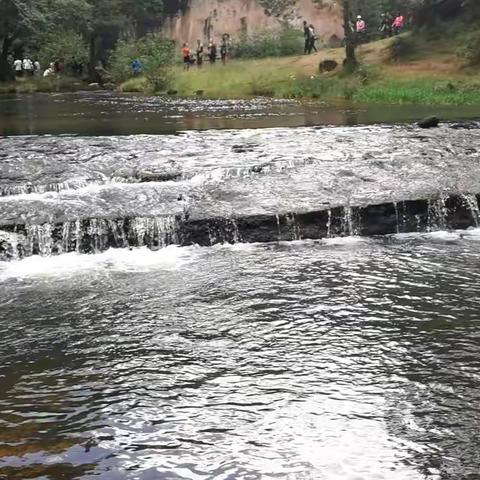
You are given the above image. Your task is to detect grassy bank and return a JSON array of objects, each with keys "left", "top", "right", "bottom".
[{"left": 118, "top": 26, "right": 480, "bottom": 105}]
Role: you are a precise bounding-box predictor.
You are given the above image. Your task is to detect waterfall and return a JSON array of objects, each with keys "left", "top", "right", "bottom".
[
  {"left": 342, "top": 207, "right": 360, "bottom": 236},
  {"left": 0, "top": 215, "right": 181, "bottom": 261},
  {"left": 285, "top": 213, "right": 301, "bottom": 241},
  {"left": 461, "top": 194, "right": 480, "bottom": 227},
  {"left": 326, "top": 210, "right": 332, "bottom": 238},
  {"left": 427, "top": 198, "right": 448, "bottom": 232}
]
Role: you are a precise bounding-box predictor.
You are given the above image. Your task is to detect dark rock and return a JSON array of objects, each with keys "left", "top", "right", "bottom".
[
  {"left": 450, "top": 121, "right": 480, "bottom": 130},
  {"left": 417, "top": 116, "right": 440, "bottom": 128},
  {"left": 167, "top": 89, "right": 178, "bottom": 95},
  {"left": 195, "top": 90, "right": 204, "bottom": 96},
  {"left": 136, "top": 171, "right": 181, "bottom": 183},
  {"left": 232, "top": 143, "right": 257, "bottom": 153},
  {"left": 319, "top": 60, "right": 338, "bottom": 73}
]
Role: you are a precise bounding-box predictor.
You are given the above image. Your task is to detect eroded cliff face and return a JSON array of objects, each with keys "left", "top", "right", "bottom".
[{"left": 162, "top": 0, "right": 343, "bottom": 47}]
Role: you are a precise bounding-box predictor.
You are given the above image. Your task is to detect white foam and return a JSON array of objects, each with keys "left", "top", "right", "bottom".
[{"left": 0, "top": 245, "right": 193, "bottom": 281}]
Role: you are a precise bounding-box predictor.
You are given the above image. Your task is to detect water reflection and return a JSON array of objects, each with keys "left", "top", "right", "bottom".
[
  {"left": 1, "top": 92, "right": 480, "bottom": 136},
  {"left": 1, "top": 233, "right": 479, "bottom": 479}
]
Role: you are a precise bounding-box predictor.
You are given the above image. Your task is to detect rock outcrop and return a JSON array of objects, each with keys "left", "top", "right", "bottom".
[{"left": 162, "top": 0, "right": 343, "bottom": 47}]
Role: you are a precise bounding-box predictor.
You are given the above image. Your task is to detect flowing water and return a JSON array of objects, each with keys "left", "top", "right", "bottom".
[{"left": 1, "top": 93, "right": 480, "bottom": 480}]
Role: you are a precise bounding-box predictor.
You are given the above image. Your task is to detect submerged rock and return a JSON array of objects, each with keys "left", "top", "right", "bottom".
[
  {"left": 136, "top": 170, "right": 181, "bottom": 183},
  {"left": 417, "top": 116, "right": 440, "bottom": 128}
]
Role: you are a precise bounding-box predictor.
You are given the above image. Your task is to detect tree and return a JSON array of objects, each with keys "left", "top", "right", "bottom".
[
  {"left": 0, "top": 0, "right": 92, "bottom": 81},
  {"left": 341, "top": 0, "right": 358, "bottom": 70},
  {"left": 0, "top": 0, "right": 47, "bottom": 80}
]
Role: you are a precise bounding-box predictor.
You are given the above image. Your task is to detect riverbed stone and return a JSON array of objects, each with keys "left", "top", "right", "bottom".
[{"left": 417, "top": 116, "right": 440, "bottom": 128}]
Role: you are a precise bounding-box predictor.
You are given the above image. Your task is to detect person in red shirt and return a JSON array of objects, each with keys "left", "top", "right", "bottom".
[{"left": 182, "top": 43, "right": 191, "bottom": 70}]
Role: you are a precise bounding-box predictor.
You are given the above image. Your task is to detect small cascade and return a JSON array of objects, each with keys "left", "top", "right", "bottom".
[
  {"left": 0, "top": 215, "right": 181, "bottom": 261},
  {"left": 461, "top": 193, "right": 480, "bottom": 227},
  {"left": 326, "top": 210, "right": 332, "bottom": 238},
  {"left": 26, "top": 224, "right": 54, "bottom": 257},
  {"left": 285, "top": 213, "right": 302, "bottom": 241},
  {"left": 206, "top": 217, "right": 243, "bottom": 245},
  {"left": 427, "top": 198, "right": 448, "bottom": 232},
  {"left": 341, "top": 207, "right": 360, "bottom": 236},
  {"left": 275, "top": 214, "right": 282, "bottom": 241}
]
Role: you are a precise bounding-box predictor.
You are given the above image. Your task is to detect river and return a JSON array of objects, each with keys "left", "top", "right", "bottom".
[{"left": 0, "top": 92, "right": 480, "bottom": 480}]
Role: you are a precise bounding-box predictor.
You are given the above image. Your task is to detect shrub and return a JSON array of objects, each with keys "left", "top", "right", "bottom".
[
  {"left": 109, "top": 34, "right": 175, "bottom": 90},
  {"left": 389, "top": 35, "right": 416, "bottom": 62},
  {"left": 458, "top": 30, "right": 480, "bottom": 66},
  {"left": 232, "top": 26, "right": 303, "bottom": 59},
  {"left": 39, "top": 31, "right": 89, "bottom": 69}
]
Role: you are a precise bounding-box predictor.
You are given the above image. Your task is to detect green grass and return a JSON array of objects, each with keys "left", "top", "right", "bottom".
[
  {"left": 117, "top": 76, "right": 149, "bottom": 93},
  {"left": 171, "top": 60, "right": 297, "bottom": 98},
  {"left": 353, "top": 78, "right": 480, "bottom": 105},
  {"left": 118, "top": 61, "right": 480, "bottom": 105}
]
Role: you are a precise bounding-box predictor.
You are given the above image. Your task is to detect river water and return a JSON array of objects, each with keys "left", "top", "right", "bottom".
[{"left": 1, "top": 93, "right": 480, "bottom": 480}]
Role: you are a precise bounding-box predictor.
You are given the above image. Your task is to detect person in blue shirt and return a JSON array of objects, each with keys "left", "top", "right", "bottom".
[{"left": 131, "top": 59, "right": 142, "bottom": 76}]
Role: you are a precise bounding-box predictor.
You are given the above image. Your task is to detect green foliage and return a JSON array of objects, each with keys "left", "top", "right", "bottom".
[
  {"left": 389, "top": 35, "right": 416, "bottom": 62},
  {"left": 109, "top": 33, "right": 175, "bottom": 91},
  {"left": 457, "top": 30, "right": 480, "bottom": 66},
  {"left": 232, "top": 27, "right": 303, "bottom": 59},
  {"left": 39, "top": 31, "right": 89, "bottom": 65}
]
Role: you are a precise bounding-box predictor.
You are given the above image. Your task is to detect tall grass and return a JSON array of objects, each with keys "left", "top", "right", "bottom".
[{"left": 354, "top": 79, "right": 480, "bottom": 105}]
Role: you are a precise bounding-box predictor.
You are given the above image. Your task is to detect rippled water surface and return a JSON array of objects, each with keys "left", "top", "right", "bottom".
[
  {"left": 2, "top": 91, "right": 480, "bottom": 135},
  {"left": 1, "top": 93, "right": 480, "bottom": 480},
  {"left": 1, "top": 232, "right": 480, "bottom": 479}
]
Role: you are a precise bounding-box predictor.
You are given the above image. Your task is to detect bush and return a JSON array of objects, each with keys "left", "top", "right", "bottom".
[
  {"left": 389, "top": 35, "right": 416, "bottom": 62},
  {"left": 232, "top": 26, "right": 304, "bottom": 59},
  {"left": 458, "top": 30, "right": 480, "bottom": 66},
  {"left": 109, "top": 34, "right": 175, "bottom": 91}
]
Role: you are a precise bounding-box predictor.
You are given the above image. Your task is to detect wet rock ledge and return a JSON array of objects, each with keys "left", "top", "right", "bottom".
[{"left": 0, "top": 193, "right": 478, "bottom": 260}]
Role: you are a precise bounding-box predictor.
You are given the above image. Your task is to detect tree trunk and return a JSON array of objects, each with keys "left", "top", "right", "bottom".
[
  {"left": 88, "top": 34, "right": 97, "bottom": 82},
  {"left": 0, "top": 37, "right": 13, "bottom": 83},
  {"left": 342, "top": 0, "right": 358, "bottom": 71}
]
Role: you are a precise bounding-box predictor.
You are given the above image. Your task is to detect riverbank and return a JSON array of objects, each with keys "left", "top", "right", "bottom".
[
  {"left": 0, "top": 76, "right": 89, "bottom": 94},
  {"left": 118, "top": 29, "right": 480, "bottom": 105}
]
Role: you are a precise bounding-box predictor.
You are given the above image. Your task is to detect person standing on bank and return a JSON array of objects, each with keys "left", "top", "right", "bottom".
[
  {"left": 33, "top": 59, "right": 41, "bottom": 75},
  {"left": 220, "top": 33, "right": 228, "bottom": 65},
  {"left": 182, "top": 43, "right": 191, "bottom": 70},
  {"left": 196, "top": 40, "right": 204, "bottom": 67},
  {"left": 208, "top": 39, "right": 217, "bottom": 64},
  {"left": 14, "top": 58, "right": 22, "bottom": 77},
  {"left": 23, "top": 57, "right": 34, "bottom": 76},
  {"left": 355, "top": 15, "right": 366, "bottom": 43},
  {"left": 303, "top": 20, "right": 311, "bottom": 54},
  {"left": 308, "top": 24, "right": 318, "bottom": 53}
]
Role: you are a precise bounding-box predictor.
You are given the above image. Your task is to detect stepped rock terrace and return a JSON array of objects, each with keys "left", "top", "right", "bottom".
[{"left": 1, "top": 123, "right": 480, "bottom": 260}]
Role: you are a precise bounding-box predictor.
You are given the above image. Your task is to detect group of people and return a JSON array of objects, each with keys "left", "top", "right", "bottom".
[
  {"left": 181, "top": 35, "right": 229, "bottom": 70},
  {"left": 11, "top": 57, "right": 41, "bottom": 77},
  {"left": 8, "top": 56, "right": 84, "bottom": 79},
  {"left": 303, "top": 21, "right": 318, "bottom": 54},
  {"left": 355, "top": 13, "right": 406, "bottom": 42}
]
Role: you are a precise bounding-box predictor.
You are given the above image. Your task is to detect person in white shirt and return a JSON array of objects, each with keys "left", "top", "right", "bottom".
[
  {"left": 43, "top": 67, "right": 54, "bottom": 78},
  {"left": 23, "top": 58, "right": 34, "bottom": 76},
  {"left": 14, "top": 59, "right": 23, "bottom": 77},
  {"left": 34, "top": 60, "right": 41, "bottom": 75}
]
